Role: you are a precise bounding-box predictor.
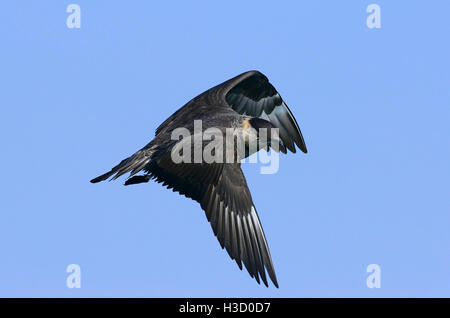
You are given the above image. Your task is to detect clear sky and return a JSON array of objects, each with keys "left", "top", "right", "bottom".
[{"left": 0, "top": 1, "right": 449, "bottom": 297}]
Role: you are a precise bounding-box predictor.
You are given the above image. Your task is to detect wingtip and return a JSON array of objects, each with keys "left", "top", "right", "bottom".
[
  {"left": 265, "top": 276, "right": 279, "bottom": 288},
  {"left": 296, "top": 141, "right": 308, "bottom": 154},
  {"left": 269, "top": 271, "right": 279, "bottom": 288},
  {"left": 298, "top": 135, "right": 308, "bottom": 154}
]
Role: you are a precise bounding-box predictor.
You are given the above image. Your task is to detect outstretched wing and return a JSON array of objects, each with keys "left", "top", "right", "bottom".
[
  {"left": 145, "top": 155, "right": 278, "bottom": 287},
  {"left": 200, "top": 164, "right": 278, "bottom": 288},
  {"left": 223, "top": 71, "right": 307, "bottom": 154}
]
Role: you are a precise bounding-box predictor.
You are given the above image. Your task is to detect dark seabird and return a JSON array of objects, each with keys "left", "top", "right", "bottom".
[{"left": 91, "top": 70, "right": 307, "bottom": 287}]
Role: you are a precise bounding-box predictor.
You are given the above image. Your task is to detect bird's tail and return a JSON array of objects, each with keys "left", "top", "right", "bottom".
[{"left": 90, "top": 149, "right": 152, "bottom": 184}]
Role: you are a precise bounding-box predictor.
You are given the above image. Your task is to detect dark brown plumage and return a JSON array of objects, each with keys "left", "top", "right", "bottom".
[{"left": 91, "top": 70, "right": 307, "bottom": 287}]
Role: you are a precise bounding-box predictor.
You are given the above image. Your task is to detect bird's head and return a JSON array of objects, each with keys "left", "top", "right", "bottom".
[{"left": 242, "top": 117, "right": 281, "bottom": 152}]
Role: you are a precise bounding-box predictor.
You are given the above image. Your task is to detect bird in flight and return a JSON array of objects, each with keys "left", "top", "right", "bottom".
[{"left": 90, "top": 70, "right": 307, "bottom": 287}]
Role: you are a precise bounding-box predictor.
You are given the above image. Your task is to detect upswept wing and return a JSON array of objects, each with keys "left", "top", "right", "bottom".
[{"left": 223, "top": 71, "right": 307, "bottom": 154}]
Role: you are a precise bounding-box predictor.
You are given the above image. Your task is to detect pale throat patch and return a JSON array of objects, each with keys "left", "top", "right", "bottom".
[
  {"left": 242, "top": 118, "right": 251, "bottom": 131},
  {"left": 241, "top": 118, "right": 258, "bottom": 148}
]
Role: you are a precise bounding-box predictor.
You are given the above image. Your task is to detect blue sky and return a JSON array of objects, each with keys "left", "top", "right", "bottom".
[{"left": 0, "top": 1, "right": 449, "bottom": 297}]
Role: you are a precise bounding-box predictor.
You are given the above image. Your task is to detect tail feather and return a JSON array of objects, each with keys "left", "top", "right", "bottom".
[{"left": 90, "top": 150, "right": 151, "bottom": 184}]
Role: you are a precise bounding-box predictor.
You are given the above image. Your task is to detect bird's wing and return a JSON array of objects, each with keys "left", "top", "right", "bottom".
[
  {"left": 221, "top": 70, "right": 307, "bottom": 154},
  {"left": 146, "top": 155, "right": 278, "bottom": 287},
  {"left": 201, "top": 164, "right": 279, "bottom": 288}
]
